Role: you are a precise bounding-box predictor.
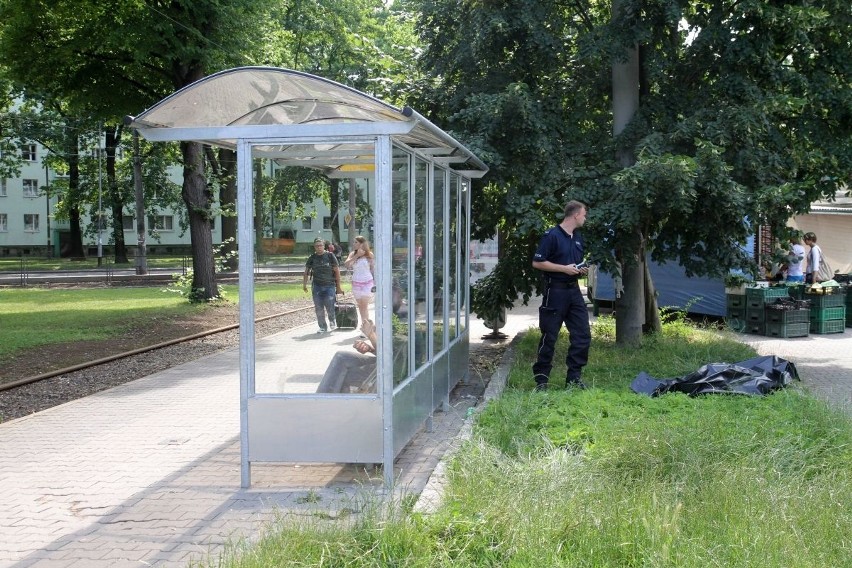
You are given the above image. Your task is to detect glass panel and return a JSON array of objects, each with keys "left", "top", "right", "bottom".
[
  {"left": 391, "top": 147, "right": 411, "bottom": 387},
  {"left": 413, "top": 157, "right": 428, "bottom": 369},
  {"left": 432, "top": 166, "right": 446, "bottom": 353},
  {"left": 460, "top": 178, "right": 470, "bottom": 331},
  {"left": 248, "top": 143, "right": 380, "bottom": 396},
  {"left": 448, "top": 174, "right": 459, "bottom": 339}
]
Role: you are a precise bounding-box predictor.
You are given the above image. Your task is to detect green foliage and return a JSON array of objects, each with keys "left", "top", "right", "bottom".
[{"left": 415, "top": 0, "right": 852, "bottom": 327}]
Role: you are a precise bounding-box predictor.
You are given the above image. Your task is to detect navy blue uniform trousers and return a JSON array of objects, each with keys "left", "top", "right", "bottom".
[{"left": 533, "top": 284, "right": 591, "bottom": 384}]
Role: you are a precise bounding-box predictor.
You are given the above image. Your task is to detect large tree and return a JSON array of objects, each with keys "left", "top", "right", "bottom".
[
  {"left": 412, "top": 0, "right": 851, "bottom": 344},
  {"left": 0, "top": 0, "right": 267, "bottom": 299}
]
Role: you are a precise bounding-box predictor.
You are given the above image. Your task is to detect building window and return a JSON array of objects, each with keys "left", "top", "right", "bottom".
[
  {"left": 301, "top": 216, "right": 312, "bottom": 230},
  {"left": 23, "top": 179, "right": 39, "bottom": 197},
  {"left": 21, "top": 144, "right": 37, "bottom": 161},
  {"left": 122, "top": 215, "right": 134, "bottom": 230},
  {"left": 0, "top": 179, "right": 6, "bottom": 197},
  {"left": 148, "top": 215, "right": 174, "bottom": 231},
  {"left": 0, "top": 213, "right": 7, "bottom": 232},
  {"left": 322, "top": 216, "right": 332, "bottom": 230},
  {"left": 24, "top": 214, "right": 39, "bottom": 232}
]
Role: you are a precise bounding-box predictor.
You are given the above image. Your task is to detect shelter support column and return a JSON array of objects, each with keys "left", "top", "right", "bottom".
[
  {"left": 375, "top": 135, "right": 395, "bottom": 489},
  {"left": 237, "top": 139, "right": 256, "bottom": 488}
]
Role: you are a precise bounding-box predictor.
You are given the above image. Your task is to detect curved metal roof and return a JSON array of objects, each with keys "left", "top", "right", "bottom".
[{"left": 127, "top": 67, "right": 487, "bottom": 178}]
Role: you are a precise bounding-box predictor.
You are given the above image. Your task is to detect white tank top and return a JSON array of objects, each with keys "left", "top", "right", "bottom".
[{"left": 352, "top": 257, "right": 373, "bottom": 283}]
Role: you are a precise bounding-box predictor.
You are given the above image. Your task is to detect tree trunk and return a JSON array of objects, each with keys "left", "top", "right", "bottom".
[
  {"left": 612, "top": 0, "right": 642, "bottom": 344},
  {"left": 643, "top": 259, "right": 662, "bottom": 333},
  {"left": 614, "top": 244, "right": 645, "bottom": 346},
  {"left": 330, "top": 178, "right": 341, "bottom": 247},
  {"left": 347, "top": 178, "right": 357, "bottom": 249},
  {"left": 105, "top": 126, "right": 128, "bottom": 264},
  {"left": 180, "top": 141, "right": 218, "bottom": 301},
  {"left": 65, "top": 137, "right": 85, "bottom": 259}
]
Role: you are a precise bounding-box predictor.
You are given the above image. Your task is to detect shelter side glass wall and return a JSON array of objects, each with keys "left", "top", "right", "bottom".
[
  {"left": 391, "top": 147, "right": 411, "bottom": 386},
  {"left": 413, "top": 157, "right": 428, "bottom": 369},
  {"left": 432, "top": 167, "right": 447, "bottom": 353},
  {"left": 460, "top": 179, "right": 469, "bottom": 333},
  {"left": 448, "top": 174, "right": 459, "bottom": 339},
  {"left": 242, "top": 141, "right": 470, "bottom": 400}
]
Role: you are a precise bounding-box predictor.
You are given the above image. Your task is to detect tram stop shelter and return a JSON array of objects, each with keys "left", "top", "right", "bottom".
[{"left": 127, "top": 67, "right": 488, "bottom": 488}]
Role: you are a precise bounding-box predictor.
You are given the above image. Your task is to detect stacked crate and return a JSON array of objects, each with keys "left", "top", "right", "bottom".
[
  {"left": 743, "top": 287, "right": 790, "bottom": 335},
  {"left": 807, "top": 287, "right": 846, "bottom": 334},
  {"left": 764, "top": 300, "right": 810, "bottom": 338},
  {"left": 725, "top": 292, "right": 747, "bottom": 332},
  {"left": 847, "top": 285, "right": 852, "bottom": 328}
]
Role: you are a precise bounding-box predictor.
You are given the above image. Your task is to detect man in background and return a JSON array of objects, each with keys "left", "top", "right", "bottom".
[{"left": 304, "top": 238, "right": 344, "bottom": 333}]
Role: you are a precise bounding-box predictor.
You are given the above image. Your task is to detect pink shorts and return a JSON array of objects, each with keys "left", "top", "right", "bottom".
[{"left": 352, "top": 280, "right": 375, "bottom": 301}]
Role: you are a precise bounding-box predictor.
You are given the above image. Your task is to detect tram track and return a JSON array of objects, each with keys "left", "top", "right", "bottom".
[
  {"left": 0, "top": 304, "right": 316, "bottom": 422},
  {"left": 1, "top": 305, "right": 314, "bottom": 393}
]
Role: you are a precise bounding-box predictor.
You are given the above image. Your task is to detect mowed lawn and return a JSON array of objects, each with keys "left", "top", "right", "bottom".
[{"left": 0, "top": 283, "right": 304, "bottom": 360}]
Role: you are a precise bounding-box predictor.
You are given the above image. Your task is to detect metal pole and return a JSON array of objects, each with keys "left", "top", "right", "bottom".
[
  {"left": 97, "top": 128, "right": 104, "bottom": 266},
  {"left": 44, "top": 163, "right": 52, "bottom": 258},
  {"left": 132, "top": 131, "right": 148, "bottom": 275}
]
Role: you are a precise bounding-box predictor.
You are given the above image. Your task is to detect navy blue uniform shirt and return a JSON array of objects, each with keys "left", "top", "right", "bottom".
[{"left": 533, "top": 225, "right": 584, "bottom": 283}]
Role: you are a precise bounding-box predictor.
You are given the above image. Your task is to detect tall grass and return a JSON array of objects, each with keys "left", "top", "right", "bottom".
[{"left": 198, "top": 315, "right": 852, "bottom": 567}]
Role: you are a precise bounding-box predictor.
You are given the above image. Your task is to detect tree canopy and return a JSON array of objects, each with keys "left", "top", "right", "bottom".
[{"left": 412, "top": 0, "right": 851, "bottom": 339}]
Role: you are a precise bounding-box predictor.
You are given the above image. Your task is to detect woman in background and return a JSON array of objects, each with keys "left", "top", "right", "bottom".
[{"left": 345, "top": 235, "right": 376, "bottom": 325}]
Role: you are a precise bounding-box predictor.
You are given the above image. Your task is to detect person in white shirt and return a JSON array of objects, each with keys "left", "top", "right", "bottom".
[
  {"left": 803, "top": 231, "right": 823, "bottom": 284},
  {"left": 344, "top": 235, "right": 376, "bottom": 325},
  {"left": 785, "top": 235, "right": 806, "bottom": 283}
]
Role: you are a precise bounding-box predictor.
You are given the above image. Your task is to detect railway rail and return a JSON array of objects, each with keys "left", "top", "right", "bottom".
[
  {"left": 0, "top": 304, "right": 317, "bottom": 422},
  {"left": 0, "top": 305, "right": 313, "bottom": 393}
]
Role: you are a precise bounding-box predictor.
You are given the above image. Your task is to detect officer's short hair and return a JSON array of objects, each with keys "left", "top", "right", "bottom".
[{"left": 564, "top": 200, "right": 587, "bottom": 218}]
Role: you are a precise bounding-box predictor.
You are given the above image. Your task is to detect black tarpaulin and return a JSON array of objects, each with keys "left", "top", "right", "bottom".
[{"left": 630, "top": 355, "right": 799, "bottom": 397}]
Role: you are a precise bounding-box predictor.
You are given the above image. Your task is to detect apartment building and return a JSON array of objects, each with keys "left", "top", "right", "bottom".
[{"left": 0, "top": 139, "right": 350, "bottom": 258}]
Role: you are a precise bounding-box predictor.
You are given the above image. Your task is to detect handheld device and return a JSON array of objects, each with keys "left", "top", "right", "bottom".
[{"left": 575, "top": 261, "right": 588, "bottom": 270}]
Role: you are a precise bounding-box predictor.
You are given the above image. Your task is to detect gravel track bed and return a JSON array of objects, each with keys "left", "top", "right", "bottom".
[{"left": 0, "top": 307, "right": 317, "bottom": 423}]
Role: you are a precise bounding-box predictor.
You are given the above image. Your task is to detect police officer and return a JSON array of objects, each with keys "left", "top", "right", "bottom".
[{"left": 532, "top": 200, "right": 591, "bottom": 390}]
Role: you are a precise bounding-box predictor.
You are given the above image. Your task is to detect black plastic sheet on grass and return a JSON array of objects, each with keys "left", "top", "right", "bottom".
[{"left": 631, "top": 355, "right": 799, "bottom": 397}]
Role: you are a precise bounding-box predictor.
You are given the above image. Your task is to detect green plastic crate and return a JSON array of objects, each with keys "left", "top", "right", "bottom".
[
  {"left": 810, "top": 306, "right": 846, "bottom": 322},
  {"left": 765, "top": 321, "right": 809, "bottom": 338},
  {"left": 746, "top": 286, "right": 789, "bottom": 308},
  {"left": 810, "top": 319, "right": 845, "bottom": 334},
  {"left": 726, "top": 294, "right": 746, "bottom": 310},
  {"left": 804, "top": 289, "right": 846, "bottom": 309},
  {"left": 765, "top": 307, "right": 810, "bottom": 325},
  {"left": 726, "top": 307, "right": 744, "bottom": 320},
  {"left": 744, "top": 321, "right": 765, "bottom": 335},
  {"left": 746, "top": 307, "right": 765, "bottom": 323}
]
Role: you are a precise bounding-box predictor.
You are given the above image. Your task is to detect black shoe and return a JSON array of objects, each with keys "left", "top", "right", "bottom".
[
  {"left": 565, "top": 379, "right": 587, "bottom": 390},
  {"left": 534, "top": 382, "right": 549, "bottom": 392}
]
